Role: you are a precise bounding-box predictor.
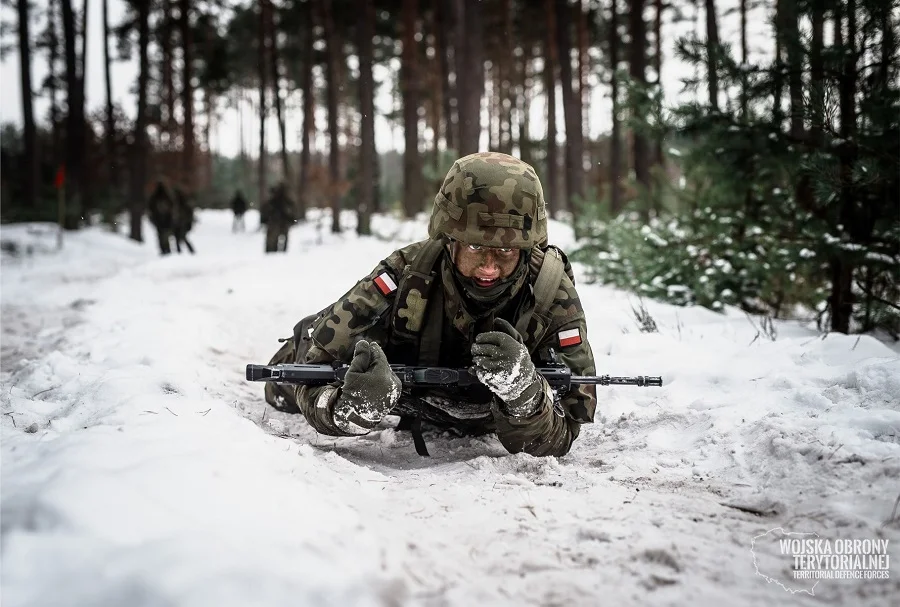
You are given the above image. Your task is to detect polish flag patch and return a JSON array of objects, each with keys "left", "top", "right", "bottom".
[
  {"left": 558, "top": 328, "right": 582, "bottom": 347},
  {"left": 373, "top": 272, "right": 398, "bottom": 296}
]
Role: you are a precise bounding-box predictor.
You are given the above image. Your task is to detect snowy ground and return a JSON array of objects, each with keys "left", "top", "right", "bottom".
[{"left": 2, "top": 209, "right": 898, "bottom": 607}]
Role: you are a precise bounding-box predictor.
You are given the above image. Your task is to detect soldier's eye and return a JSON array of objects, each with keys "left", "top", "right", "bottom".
[{"left": 467, "top": 244, "right": 483, "bottom": 252}]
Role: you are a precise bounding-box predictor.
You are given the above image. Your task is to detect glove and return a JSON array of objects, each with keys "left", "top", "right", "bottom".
[
  {"left": 471, "top": 318, "right": 544, "bottom": 418},
  {"left": 333, "top": 341, "right": 402, "bottom": 435}
]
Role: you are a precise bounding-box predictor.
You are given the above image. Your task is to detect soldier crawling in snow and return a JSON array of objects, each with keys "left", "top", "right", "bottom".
[{"left": 264, "top": 152, "right": 596, "bottom": 457}]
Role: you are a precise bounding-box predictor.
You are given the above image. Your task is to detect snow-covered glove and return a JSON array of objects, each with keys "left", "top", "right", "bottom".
[
  {"left": 471, "top": 318, "right": 543, "bottom": 418},
  {"left": 333, "top": 341, "right": 402, "bottom": 435}
]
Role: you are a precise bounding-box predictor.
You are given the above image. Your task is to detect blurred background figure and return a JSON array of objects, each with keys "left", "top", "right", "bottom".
[
  {"left": 231, "top": 190, "right": 248, "bottom": 233},
  {"left": 173, "top": 189, "right": 196, "bottom": 254},
  {"left": 264, "top": 183, "right": 294, "bottom": 253},
  {"left": 146, "top": 181, "right": 175, "bottom": 256}
]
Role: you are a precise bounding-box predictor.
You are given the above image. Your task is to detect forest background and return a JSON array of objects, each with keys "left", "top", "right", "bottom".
[{"left": 1, "top": 0, "right": 897, "bottom": 337}]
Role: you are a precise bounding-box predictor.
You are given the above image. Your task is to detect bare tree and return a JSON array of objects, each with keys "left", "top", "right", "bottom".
[
  {"left": 48, "top": 0, "right": 61, "bottom": 165},
  {"left": 357, "top": 0, "right": 376, "bottom": 235},
  {"left": 609, "top": 0, "right": 623, "bottom": 215},
  {"left": 181, "top": 0, "right": 195, "bottom": 190},
  {"left": 739, "top": 0, "right": 748, "bottom": 118},
  {"left": 653, "top": 0, "right": 664, "bottom": 167},
  {"left": 298, "top": 0, "right": 314, "bottom": 220},
  {"left": 628, "top": 0, "right": 651, "bottom": 207},
  {"left": 402, "top": 0, "right": 425, "bottom": 217},
  {"left": 102, "top": 0, "right": 118, "bottom": 200},
  {"left": 544, "top": 0, "right": 560, "bottom": 214},
  {"left": 16, "top": 0, "right": 38, "bottom": 211},
  {"left": 784, "top": 0, "right": 803, "bottom": 139},
  {"left": 435, "top": 0, "right": 455, "bottom": 153},
  {"left": 267, "top": 0, "right": 290, "bottom": 186},
  {"left": 61, "top": 0, "right": 89, "bottom": 226},
  {"left": 454, "top": 0, "right": 484, "bottom": 155},
  {"left": 705, "top": 0, "right": 719, "bottom": 111},
  {"left": 557, "top": 0, "right": 585, "bottom": 215},
  {"left": 322, "top": 0, "right": 341, "bottom": 232},
  {"left": 258, "top": 0, "right": 268, "bottom": 208},
  {"left": 773, "top": 0, "right": 785, "bottom": 127},
  {"left": 129, "top": 0, "right": 151, "bottom": 242},
  {"left": 830, "top": 0, "right": 858, "bottom": 333},
  {"left": 809, "top": 0, "right": 824, "bottom": 141}
]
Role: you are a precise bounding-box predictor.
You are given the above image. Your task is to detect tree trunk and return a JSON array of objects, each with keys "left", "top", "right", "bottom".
[
  {"left": 830, "top": 0, "right": 858, "bottom": 334},
  {"left": 500, "top": 0, "right": 514, "bottom": 154},
  {"left": 357, "top": 0, "right": 375, "bottom": 235},
  {"left": 258, "top": 0, "right": 268, "bottom": 211},
  {"left": 739, "top": 0, "right": 748, "bottom": 119},
  {"left": 162, "top": 0, "right": 175, "bottom": 137},
  {"left": 267, "top": 0, "right": 290, "bottom": 186},
  {"left": 653, "top": 0, "right": 664, "bottom": 168},
  {"left": 454, "top": 0, "right": 483, "bottom": 155},
  {"left": 544, "top": 0, "right": 560, "bottom": 216},
  {"left": 17, "top": 0, "right": 38, "bottom": 211},
  {"left": 102, "top": 0, "right": 118, "bottom": 201},
  {"left": 61, "top": 0, "right": 87, "bottom": 227},
  {"left": 704, "top": 0, "right": 719, "bottom": 111},
  {"left": 518, "top": 44, "right": 534, "bottom": 166},
  {"left": 809, "top": 0, "right": 824, "bottom": 143},
  {"left": 49, "top": 0, "right": 61, "bottom": 167},
  {"left": 773, "top": 0, "right": 784, "bottom": 127},
  {"left": 628, "top": 0, "right": 651, "bottom": 214},
  {"left": 181, "top": 0, "right": 194, "bottom": 191},
  {"left": 491, "top": 47, "right": 500, "bottom": 152},
  {"left": 204, "top": 90, "right": 214, "bottom": 188},
  {"left": 298, "top": 0, "right": 314, "bottom": 219},
  {"left": 556, "top": 0, "right": 585, "bottom": 216},
  {"left": 435, "top": 0, "right": 455, "bottom": 153},
  {"left": 322, "top": 0, "right": 341, "bottom": 232},
  {"left": 784, "top": 0, "right": 803, "bottom": 140},
  {"left": 402, "top": 0, "right": 425, "bottom": 218},
  {"left": 577, "top": 0, "right": 589, "bottom": 152},
  {"left": 129, "top": 0, "right": 150, "bottom": 242},
  {"left": 609, "top": 0, "right": 622, "bottom": 215}
]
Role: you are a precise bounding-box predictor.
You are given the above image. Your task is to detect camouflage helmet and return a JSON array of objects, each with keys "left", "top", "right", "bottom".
[{"left": 428, "top": 152, "right": 548, "bottom": 248}]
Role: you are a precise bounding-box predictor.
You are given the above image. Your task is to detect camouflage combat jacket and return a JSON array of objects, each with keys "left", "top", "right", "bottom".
[{"left": 296, "top": 239, "right": 597, "bottom": 457}]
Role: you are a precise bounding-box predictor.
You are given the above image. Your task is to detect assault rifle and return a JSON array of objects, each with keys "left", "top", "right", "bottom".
[{"left": 246, "top": 362, "right": 663, "bottom": 393}]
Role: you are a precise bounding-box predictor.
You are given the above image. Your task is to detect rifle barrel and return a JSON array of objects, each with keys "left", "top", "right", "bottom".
[{"left": 571, "top": 375, "right": 663, "bottom": 387}]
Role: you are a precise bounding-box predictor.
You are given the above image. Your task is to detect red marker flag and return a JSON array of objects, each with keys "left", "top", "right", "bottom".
[{"left": 54, "top": 165, "right": 66, "bottom": 189}]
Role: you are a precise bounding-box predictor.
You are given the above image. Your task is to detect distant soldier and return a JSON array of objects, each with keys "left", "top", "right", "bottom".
[
  {"left": 172, "top": 189, "right": 196, "bottom": 254},
  {"left": 147, "top": 181, "right": 175, "bottom": 255},
  {"left": 231, "top": 190, "right": 249, "bottom": 232},
  {"left": 265, "top": 183, "right": 295, "bottom": 253}
]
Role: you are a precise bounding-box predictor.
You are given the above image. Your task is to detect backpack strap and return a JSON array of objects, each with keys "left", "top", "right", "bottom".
[
  {"left": 388, "top": 238, "right": 445, "bottom": 362},
  {"left": 516, "top": 246, "right": 566, "bottom": 352}
]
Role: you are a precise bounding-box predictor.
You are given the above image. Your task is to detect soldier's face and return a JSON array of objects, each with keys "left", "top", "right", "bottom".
[{"left": 451, "top": 242, "right": 520, "bottom": 287}]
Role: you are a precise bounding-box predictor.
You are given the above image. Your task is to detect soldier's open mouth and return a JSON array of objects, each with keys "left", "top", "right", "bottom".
[{"left": 474, "top": 277, "right": 498, "bottom": 287}]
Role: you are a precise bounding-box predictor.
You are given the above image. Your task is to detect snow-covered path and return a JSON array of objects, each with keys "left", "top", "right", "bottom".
[{"left": 2, "top": 211, "right": 898, "bottom": 606}]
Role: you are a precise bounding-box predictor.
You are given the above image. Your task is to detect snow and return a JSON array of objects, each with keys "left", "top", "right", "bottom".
[{"left": 2, "top": 210, "right": 899, "bottom": 607}]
